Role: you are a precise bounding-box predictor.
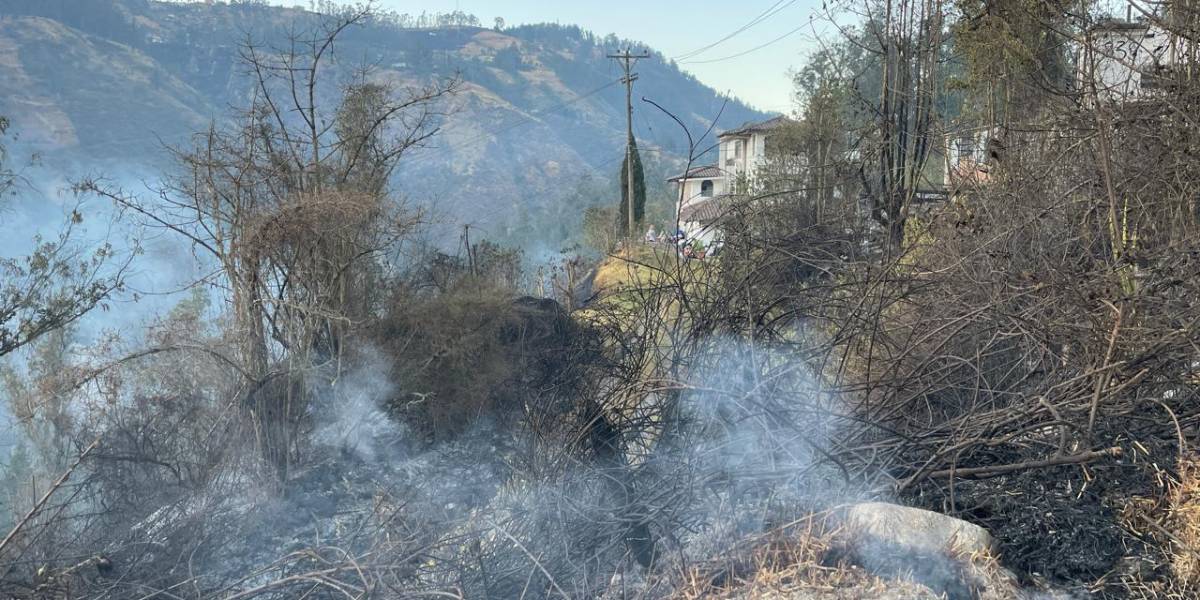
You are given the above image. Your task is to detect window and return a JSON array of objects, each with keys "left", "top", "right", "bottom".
[
  {"left": 725, "top": 139, "right": 744, "bottom": 167},
  {"left": 701, "top": 180, "right": 714, "bottom": 197}
]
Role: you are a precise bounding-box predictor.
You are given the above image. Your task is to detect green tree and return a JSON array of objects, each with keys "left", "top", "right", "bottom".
[
  {"left": 1, "top": 327, "right": 78, "bottom": 473},
  {"left": 582, "top": 204, "right": 618, "bottom": 254},
  {"left": 950, "top": 0, "right": 1071, "bottom": 124},
  {"left": 763, "top": 78, "right": 850, "bottom": 224},
  {"left": 0, "top": 118, "right": 125, "bottom": 360},
  {"left": 615, "top": 136, "right": 646, "bottom": 238}
]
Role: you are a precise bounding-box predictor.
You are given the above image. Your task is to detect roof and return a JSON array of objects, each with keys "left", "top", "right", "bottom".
[
  {"left": 679, "top": 197, "right": 732, "bottom": 224},
  {"left": 668, "top": 164, "right": 725, "bottom": 182},
  {"left": 719, "top": 115, "right": 793, "bottom": 138}
]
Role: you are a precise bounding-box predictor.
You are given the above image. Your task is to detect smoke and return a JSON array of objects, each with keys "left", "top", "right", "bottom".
[
  {"left": 312, "top": 346, "right": 401, "bottom": 462},
  {"left": 251, "top": 333, "right": 861, "bottom": 597},
  {"left": 0, "top": 310, "right": 1030, "bottom": 598},
  {"left": 297, "top": 334, "right": 875, "bottom": 597}
]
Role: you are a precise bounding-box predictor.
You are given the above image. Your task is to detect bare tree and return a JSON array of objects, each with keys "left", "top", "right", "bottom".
[
  {"left": 854, "top": 0, "right": 946, "bottom": 249},
  {"left": 86, "top": 7, "right": 457, "bottom": 485}
]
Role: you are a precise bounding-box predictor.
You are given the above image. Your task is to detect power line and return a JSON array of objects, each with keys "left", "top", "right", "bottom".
[
  {"left": 682, "top": 24, "right": 808, "bottom": 65},
  {"left": 671, "top": 0, "right": 797, "bottom": 62}
]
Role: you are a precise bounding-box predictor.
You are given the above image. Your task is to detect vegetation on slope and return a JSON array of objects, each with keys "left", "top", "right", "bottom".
[
  {"left": 0, "top": 0, "right": 764, "bottom": 250},
  {"left": 4, "top": 1, "right": 1200, "bottom": 599}
]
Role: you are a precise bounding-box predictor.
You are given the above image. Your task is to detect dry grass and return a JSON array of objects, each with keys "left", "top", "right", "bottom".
[
  {"left": 1169, "top": 455, "right": 1200, "bottom": 588},
  {"left": 668, "top": 517, "right": 938, "bottom": 600},
  {"left": 1111, "top": 453, "right": 1200, "bottom": 598},
  {"left": 662, "top": 509, "right": 1037, "bottom": 600},
  {"left": 591, "top": 244, "right": 678, "bottom": 296}
]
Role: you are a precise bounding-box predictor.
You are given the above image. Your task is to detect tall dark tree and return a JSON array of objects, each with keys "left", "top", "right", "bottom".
[
  {"left": 950, "top": 0, "right": 1071, "bottom": 124},
  {"left": 855, "top": 0, "right": 946, "bottom": 250},
  {"left": 616, "top": 136, "right": 646, "bottom": 238}
]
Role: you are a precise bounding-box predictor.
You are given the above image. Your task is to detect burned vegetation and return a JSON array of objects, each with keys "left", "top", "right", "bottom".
[{"left": 4, "top": 2, "right": 1200, "bottom": 600}]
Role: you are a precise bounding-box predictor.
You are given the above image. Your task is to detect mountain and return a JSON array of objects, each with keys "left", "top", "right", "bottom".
[{"left": 0, "top": 0, "right": 770, "bottom": 249}]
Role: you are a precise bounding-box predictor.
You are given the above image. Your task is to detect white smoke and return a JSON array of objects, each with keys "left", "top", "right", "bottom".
[{"left": 310, "top": 345, "right": 403, "bottom": 462}]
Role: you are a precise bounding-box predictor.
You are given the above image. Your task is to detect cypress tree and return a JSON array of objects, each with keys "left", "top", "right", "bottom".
[{"left": 616, "top": 136, "right": 646, "bottom": 238}]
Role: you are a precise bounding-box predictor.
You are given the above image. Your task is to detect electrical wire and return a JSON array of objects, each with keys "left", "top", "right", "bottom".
[
  {"left": 671, "top": 0, "right": 798, "bottom": 62},
  {"left": 682, "top": 24, "right": 808, "bottom": 65}
]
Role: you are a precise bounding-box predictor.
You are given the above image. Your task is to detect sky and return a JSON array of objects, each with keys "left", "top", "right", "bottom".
[{"left": 354, "top": 0, "right": 830, "bottom": 112}]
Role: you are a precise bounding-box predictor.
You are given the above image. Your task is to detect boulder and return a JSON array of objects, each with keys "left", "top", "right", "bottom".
[
  {"left": 833, "top": 502, "right": 1010, "bottom": 600},
  {"left": 839, "top": 502, "right": 996, "bottom": 559}
]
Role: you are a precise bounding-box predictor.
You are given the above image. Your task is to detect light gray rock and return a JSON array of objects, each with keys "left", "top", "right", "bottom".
[
  {"left": 832, "top": 502, "right": 1013, "bottom": 599},
  {"left": 839, "top": 502, "right": 996, "bottom": 558}
]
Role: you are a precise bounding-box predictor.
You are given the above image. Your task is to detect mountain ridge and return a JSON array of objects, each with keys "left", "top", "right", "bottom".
[{"left": 0, "top": 0, "right": 771, "bottom": 248}]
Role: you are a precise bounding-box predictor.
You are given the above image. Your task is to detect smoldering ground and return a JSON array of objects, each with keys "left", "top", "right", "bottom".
[
  {"left": 235, "top": 336, "right": 884, "bottom": 597},
  {"left": 1, "top": 321, "right": 1012, "bottom": 599}
]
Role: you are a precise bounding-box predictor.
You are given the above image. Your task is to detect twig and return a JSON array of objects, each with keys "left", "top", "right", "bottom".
[
  {"left": 918, "top": 447, "right": 1123, "bottom": 481},
  {"left": 0, "top": 438, "right": 100, "bottom": 558},
  {"left": 484, "top": 519, "right": 571, "bottom": 598},
  {"left": 1086, "top": 302, "right": 1124, "bottom": 446}
]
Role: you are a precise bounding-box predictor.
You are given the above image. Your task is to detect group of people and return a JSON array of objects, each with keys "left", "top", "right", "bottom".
[
  {"left": 643, "top": 225, "right": 682, "bottom": 245},
  {"left": 643, "top": 225, "right": 718, "bottom": 260}
]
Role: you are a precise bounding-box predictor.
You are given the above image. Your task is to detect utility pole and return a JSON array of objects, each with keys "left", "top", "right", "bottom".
[
  {"left": 463, "top": 224, "right": 476, "bottom": 278},
  {"left": 607, "top": 47, "right": 651, "bottom": 238}
]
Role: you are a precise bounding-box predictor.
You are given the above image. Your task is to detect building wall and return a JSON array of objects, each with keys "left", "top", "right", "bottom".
[
  {"left": 680, "top": 220, "right": 721, "bottom": 248},
  {"left": 672, "top": 127, "right": 783, "bottom": 245},
  {"left": 944, "top": 128, "right": 994, "bottom": 189},
  {"left": 1080, "top": 23, "right": 1184, "bottom": 104},
  {"left": 678, "top": 176, "right": 726, "bottom": 208},
  {"left": 718, "top": 136, "right": 746, "bottom": 175},
  {"left": 717, "top": 133, "right": 772, "bottom": 191},
  {"left": 751, "top": 132, "right": 768, "bottom": 172}
]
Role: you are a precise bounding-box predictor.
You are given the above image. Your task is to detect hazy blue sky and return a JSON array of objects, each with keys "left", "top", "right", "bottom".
[{"left": 362, "top": 0, "right": 829, "bottom": 112}]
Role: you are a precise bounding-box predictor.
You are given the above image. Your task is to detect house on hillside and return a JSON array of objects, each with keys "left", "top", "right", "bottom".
[
  {"left": 668, "top": 116, "right": 794, "bottom": 249},
  {"left": 1078, "top": 19, "right": 1189, "bottom": 105},
  {"left": 943, "top": 126, "right": 999, "bottom": 190},
  {"left": 944, "top": 17, "right": 1193, "bottom": 191}
]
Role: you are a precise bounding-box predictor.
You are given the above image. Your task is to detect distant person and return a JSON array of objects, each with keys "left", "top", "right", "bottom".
[{"left": 645, "top": 225, "right": 657, "bottom": 244}]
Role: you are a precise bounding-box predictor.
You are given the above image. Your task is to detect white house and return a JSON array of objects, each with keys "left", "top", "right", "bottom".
[
  {"left": 668, "top": 116, "right": 793, "bottom": 248},
  {"left": 1079, "top": 19, "right": 1189, "bottom": 105}
]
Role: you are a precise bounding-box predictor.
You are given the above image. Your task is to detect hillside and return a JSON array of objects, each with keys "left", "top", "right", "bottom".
[
  {"left": 9, "top": 1, "right": 1200, "bottom": 598},
  {"left": 0, "top": 0, "right": 769, "bottom": 248}
]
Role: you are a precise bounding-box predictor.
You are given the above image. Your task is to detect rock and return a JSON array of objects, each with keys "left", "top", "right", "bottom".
[
  {"left": 839, "top": 502, "right": 996, "bottom": 559},
  {"left": 833, "top": 502, "right": 1005, "bottom": 600}
]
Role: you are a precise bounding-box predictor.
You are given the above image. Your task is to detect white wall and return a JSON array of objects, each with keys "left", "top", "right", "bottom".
[
  {"left": 719, "top": 136, "right": 749, "bottom": 177},
  {"left": 1080, "top": 24, "right": 1184, "bottom": 103},
  {"left": 674, "top": 176, "right": 726, "bottom": 247},
  {"left": 717, "top": 133, "right": 772, "bottom": 192},
  {"left": 678, "top": 176, "right": 726, "bottom": 208},
  {"left": 751, "top": 132, "right": 767, "bottom": 171},
  {"left": 680, "top": 221, "right": 721, "bottom": 249}
]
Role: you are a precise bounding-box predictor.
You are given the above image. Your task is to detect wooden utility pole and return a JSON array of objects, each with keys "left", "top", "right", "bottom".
[
  {"left": 463, "top": 224, "right": 476, "bottom": 278},
  {"left": 608, "top": 48, "right": 651, "bottom": 237}
]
